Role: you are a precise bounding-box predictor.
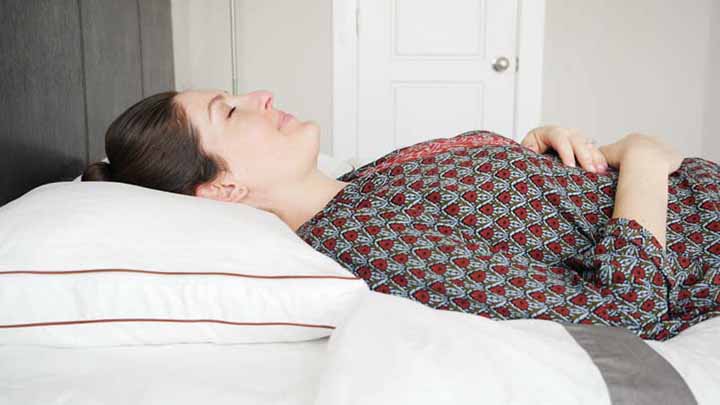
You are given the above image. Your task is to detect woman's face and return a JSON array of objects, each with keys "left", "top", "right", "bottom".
[{"left": 175, "top": 89, "right": 321, "bottom": 196}]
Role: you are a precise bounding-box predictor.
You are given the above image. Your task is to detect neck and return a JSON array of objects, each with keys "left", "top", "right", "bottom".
[{"left": 264, "top": 170, "right": 349, "bottom": 231}]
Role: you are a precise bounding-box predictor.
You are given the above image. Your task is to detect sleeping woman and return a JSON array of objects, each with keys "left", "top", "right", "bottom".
[{"left": 82, "top": 89, "right": 720, "bottom": 341}]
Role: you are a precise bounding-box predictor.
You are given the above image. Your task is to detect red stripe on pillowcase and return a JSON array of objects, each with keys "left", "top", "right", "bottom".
[
  {"left": 0, "top": 318, "right": 335, "bottom": 329},
  {"left": 0, "top": 268, "right": 361, "bottom": 280}
]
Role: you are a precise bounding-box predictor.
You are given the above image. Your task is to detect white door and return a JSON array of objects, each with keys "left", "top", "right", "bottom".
[{"left": 356, "top": 0, "right": 518, "bottom": 164}]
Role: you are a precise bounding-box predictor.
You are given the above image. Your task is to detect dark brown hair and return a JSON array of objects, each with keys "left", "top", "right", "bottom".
[{"left": 82, "top": 91, "right": 226, "bottom": 195}]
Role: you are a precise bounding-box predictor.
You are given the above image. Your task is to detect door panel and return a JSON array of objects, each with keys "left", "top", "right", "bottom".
[
  {"left": 394, "top": 0, "right": 485, "bottom": 56},
  {"left": 357, "top": 0, "right": 517, "bottom": 164}
]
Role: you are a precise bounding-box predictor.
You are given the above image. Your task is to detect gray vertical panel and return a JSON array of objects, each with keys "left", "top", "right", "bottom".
[
  {"left": 138, "top": 0, "right": 175, "bottom": 95},
  {"left": 0, "top": 0, "right": 86, "bottom": 206},
  {"left": 80, "top": 0, "right": 143, "bottom": 162}
]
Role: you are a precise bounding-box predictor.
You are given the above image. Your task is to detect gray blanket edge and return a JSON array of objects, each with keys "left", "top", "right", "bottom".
[{"left": 564, "top": 324, "right": 697, "bottom": 405}]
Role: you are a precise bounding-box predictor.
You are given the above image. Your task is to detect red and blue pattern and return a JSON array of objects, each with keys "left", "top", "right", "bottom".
[{"left": 296, "top": 131, "right": 720, "bottom": 340}]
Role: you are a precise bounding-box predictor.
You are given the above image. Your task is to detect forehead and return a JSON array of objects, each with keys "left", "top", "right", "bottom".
[
  {"left": 176, "top": 90, "right": 219, "bottom": 113},
  {"left": 174, "top": 90, "right": 224, "bottom": 129}
]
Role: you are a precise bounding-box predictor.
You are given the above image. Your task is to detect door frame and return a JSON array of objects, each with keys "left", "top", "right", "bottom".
[{"left": 332, "top": 0, "right": 546, "bottom": 162}]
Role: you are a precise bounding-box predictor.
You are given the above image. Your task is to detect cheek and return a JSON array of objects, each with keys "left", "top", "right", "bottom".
[
  {"left": 261, "top": 128, "right": 318, "bottom": 178},
  {"left": 238, "top": 129, "right": 292, "bottom": 174},
  {"left": 283, "top": 122, "right": 321, "bottom": 155},
  {"left": 227, "top": 122, "right": 277, "bottom": 155},
  {"left": 229, "top": 120, "right": 318, "bottom": 181}
]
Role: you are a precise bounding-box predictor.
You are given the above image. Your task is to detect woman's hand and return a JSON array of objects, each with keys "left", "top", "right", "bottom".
[
  {"left": 521, "top": 125, "right": 608, "bottom": 173},
  {"left": 598, "top": 133, "right": 683, "bottom": 174}
]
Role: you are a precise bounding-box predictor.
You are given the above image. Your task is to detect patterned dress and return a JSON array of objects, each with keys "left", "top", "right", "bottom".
[{"left": 296, "top": 131, "right": 720, "bottom": 340}]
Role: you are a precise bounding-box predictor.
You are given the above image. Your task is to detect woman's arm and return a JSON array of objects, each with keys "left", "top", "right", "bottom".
[
  {"left": 599, "top": 134, "right": 683, "bottom": 248},
  {"left": 612, "top": 152, "right": 670, "bottom": 247}
]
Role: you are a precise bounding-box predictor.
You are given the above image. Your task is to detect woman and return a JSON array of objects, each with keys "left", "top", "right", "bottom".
[{"left": 83, "top": 89, "right": 720, "bottom": 341}]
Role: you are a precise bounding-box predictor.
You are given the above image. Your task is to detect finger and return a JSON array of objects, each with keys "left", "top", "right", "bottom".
[
  {"left": 550, "top": 133, "right": 576, "bottom": 168},
  {"left": 597, "top": 144, "right": 619, "bottom": 169},
  {"left": 521, "top": 129, "right": 546, "bottom": 153},
  {"left": 520, "top": 132, "right": 541, "bottom": 153},
  {"left": 590, "top": 145, "right": 608, "bottom": 173},
  {"left": 569, "top": 135, "right": 596, "bottom": 172}
]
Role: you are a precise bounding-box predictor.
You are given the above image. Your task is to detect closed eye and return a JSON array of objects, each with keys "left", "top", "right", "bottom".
[{"left": 227, "top": 106, "right": 236, "bottom": 118}]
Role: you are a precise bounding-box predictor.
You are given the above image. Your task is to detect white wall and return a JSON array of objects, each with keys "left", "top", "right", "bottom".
[
  {"left": 233, "top": 0, "right": 334, "bottom": 154},
  {"left": 171, "top": 0, "right": 333, "bottom": 154},
  {"left": 542, "top": 0, "right": 718, "bottom": 161},
  {"left": 172, "top": 0, "right": 719, "bottom": 161},
  {"left": 171, "top": 0, "right": 233, "bottom": 92},
  {"left": 702, "top": 0, "right": 720, "bottom": 160}
]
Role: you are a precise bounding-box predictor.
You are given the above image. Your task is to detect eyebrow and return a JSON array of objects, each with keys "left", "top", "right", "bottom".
[{"left": 207, "top": 92, "right": 228, "bottom": 122}]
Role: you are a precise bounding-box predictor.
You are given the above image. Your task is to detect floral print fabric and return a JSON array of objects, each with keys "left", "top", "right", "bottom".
[{"left": 296, "top": 131, "right": 720, "bottom": 340}]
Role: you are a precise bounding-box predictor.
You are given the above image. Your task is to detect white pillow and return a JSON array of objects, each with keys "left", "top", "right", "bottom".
[
  {"left": 73, "top": 153, "right": 355, "bottom": 181},
  {"left": 0, "top": 181, "right": 367, "bottom": 347}
]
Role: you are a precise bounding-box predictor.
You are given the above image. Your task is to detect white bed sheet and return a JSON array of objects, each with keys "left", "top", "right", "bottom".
[{"left": 0, "top": 338, "right": 328, "bottom": 405}]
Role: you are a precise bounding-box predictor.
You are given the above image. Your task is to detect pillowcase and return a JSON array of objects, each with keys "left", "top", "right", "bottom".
[
  {"left": 73, "top": 153, "right": 355, "bottom": 181},
  {"left": 0, "top": 181, "right": 367, "bottom": 347}
]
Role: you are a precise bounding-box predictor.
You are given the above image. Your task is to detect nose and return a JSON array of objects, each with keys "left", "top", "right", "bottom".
[{"left": 245, "top": 90, "right": 274, "bottom": 110}]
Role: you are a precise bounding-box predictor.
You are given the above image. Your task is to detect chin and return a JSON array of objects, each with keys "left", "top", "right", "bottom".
[
  {"left": 294, "top": 121, "right": 321, "bottom": 143},
  {"left": 285, "top": 119, "right": 317, "bottom": 134},
  {"left": 301, "top": 120, "right": 321, "bottom": 133},
  {"left": 288, "top": 121, "right": 321, "bottom": 171},
  {"left": 306, "top": 122, "right": 321, "bottom": 155}
]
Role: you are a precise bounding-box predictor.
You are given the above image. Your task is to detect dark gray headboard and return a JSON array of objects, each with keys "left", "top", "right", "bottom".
[{"left": 0, "top": 0, "right": 174, "bottom": 206}]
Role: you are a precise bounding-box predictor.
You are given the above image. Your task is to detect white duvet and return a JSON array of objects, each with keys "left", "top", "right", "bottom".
[{"left": 314, "top": 291, "right": 720, "bottom": 405}]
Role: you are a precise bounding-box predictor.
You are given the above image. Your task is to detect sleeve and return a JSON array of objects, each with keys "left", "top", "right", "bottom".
[
  {"left": 373, "top": 218, "right": 672, "bottom": 340},
  {"left": 562, "top": 217, "right": 671, "bottom": 338}
]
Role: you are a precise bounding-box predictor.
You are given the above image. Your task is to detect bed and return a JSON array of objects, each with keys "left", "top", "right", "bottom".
[
  {"left": 2, "top": 152, "right": 719, "bottom": 404},
  {"left": 1, "top": 125, "right": 719, "bottom": 405},
  {"left": 0, "top": 339, "right": 328, "bottom": 405},
  {"left": 2, "top": 104, "right": 719, "bottom": 405},
  {"left": 1, "top": 288, "right": 719, "bottom": 405},
  {"left": 1, "top": 4, "right": 718, "bottom": 400}
]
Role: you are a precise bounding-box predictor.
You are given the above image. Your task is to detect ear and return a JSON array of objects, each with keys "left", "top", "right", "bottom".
[{"left": 195, "top": 172, "right": 249, "bottom": 203}]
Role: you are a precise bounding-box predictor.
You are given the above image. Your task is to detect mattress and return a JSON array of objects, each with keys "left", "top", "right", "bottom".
[{"left": 0, "top": 338, "right": 328, "bottom": 405}]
